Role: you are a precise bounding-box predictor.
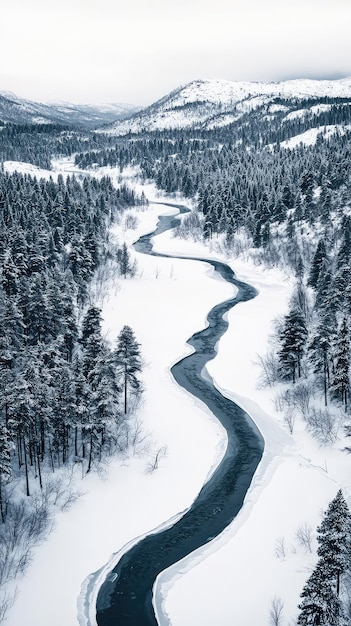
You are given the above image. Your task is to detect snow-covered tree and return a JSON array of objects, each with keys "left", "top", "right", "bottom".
[
  {"left": 117, "top": 242, "right": 135, "bottom": 279},
  {"left": 297, "top": 560, "right": 345, "bottom": 626},
  {"left": 114, "top": 325, "right": 142, "bottom": 414},
  {"left": 80, "top": 305, "right": 103, "bottom": 349},
  {"left": 308, "top": 238, "right": 328, "bottom": 289},
  {"left": 0, "top": 424, "right": 12, "bottom": 522},
  {"left": 308, "top": 315, "right": 334, "bottom": 406},
  {"left": 330, "top": 319, "right": 350, "bottom": 412},
  {"left": 278, "top": 309, "right": 308, "bottom": 383},
  {"left": 317, "top": 489, "right": 351, "bottom": 596}
]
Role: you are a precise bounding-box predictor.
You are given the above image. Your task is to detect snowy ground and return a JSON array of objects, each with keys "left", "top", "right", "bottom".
[{"left": 4, "top": 160, "right": 351, "bottom": 626}]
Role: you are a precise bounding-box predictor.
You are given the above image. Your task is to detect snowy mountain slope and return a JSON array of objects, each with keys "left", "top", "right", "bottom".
[
  {"left": 0, "top": 91, "right": 140, "bottom": 128},
  {"left": 100, "top": 77, "right": 351, "bottom": 135},
  {"left": 278, "top": 124, "right": 351, "bottom": 149}
]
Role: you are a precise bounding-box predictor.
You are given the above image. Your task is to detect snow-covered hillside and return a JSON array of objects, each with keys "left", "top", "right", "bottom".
[
  {"left": 100, "top": 77, "right": 351, "bottom": 135},
  {"left": 0, "top": 91, "right": 140, "bottom": 128},
  {"left": 3, "top": 165, "right": 351, "bottom": 626}
]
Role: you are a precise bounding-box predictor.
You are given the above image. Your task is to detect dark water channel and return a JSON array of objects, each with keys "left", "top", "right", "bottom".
[{"left": 96, "top": 205, "right": 264, "bottom": 626}]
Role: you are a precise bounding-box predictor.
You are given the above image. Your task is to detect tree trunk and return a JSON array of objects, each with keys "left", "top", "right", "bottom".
[
  {"left": 124, "top": 365, "right": 128, "bottom": 414},
  {"left": 36, "top": 443, "right": 43, "bottom": 489},
  {"left": 87, "top": 429, "right": 94, "bottom": 473},
  {"left": 23, "top": 438, "right": 30, "bottom": 497},
  {"left": 40, "top": 418, "right": 45, "bottom": 459},
  {"left": 74, "top": 426, "right": 78, "bottom": 457},
  {"left": 49, "top": 439, "right": 55, "bottom": 473},
  {"left": 17, "top": 433, "right": 23, "bottom": 468},
  {"left": 323, "top": 354, "right": 328, "bottom": 407},
  {"left": 0, "top": 475, "right": 4, "bottom": 523}
]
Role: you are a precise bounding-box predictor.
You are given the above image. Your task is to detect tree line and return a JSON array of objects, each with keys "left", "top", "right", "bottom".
[
  {"left": 0, "top": 168, "right": 146, "bottom": 515},
  {"left": 297, "top": 490, "right": 351, "bottom": 625}
]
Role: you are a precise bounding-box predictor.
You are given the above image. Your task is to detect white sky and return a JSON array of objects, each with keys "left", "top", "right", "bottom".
[{"left": 1, "top": 0, "right": 351, "bottom": 105}]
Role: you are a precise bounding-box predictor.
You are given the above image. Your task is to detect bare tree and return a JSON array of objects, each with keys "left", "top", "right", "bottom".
[
  {"left": 290, "top": 382, "right": 314, "bottom": 416},
  {"left": 124, "top": 213, "right": 138, "bottom": 230},
  {"left": 270, "top": 596, "right": 284, "bottom": 626},
  {"left": 130, "top": 420, "right": 152, "bottom": 456},
  {"left": 274, "top": 389, "right": 293, "bottom": 413},
  {"left": 145, "top": 446, "right": 168, "bottom": 474},
  {"left": 306, "top": 407, "right": 338, "bottom": 445},
  {"left": 0, "top": 590, "right": 17, "bottom": 623},
  {"left": 295, "top": 523, "right": 313, "bottom": 553},
  {"left": 283, "top": 408, "right": 296, "bottom": 434},
  {"left": 274, "top": 536, "right": 287, "bottom": 560},
  {"left": 256, "top": 351, "right": 280, "bottom": 388}
]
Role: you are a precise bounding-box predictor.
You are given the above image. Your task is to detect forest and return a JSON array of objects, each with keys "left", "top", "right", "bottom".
[
  {"left": 0, "top": 162, "right": 147, "bottom": 615},
  {"left": 1, "top": 92, "right": 351, "bottom": 623}
]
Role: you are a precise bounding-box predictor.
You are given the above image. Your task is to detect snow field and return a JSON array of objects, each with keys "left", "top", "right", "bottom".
[{"left": 151, "top": 226, "right": 351, "bottom": 625}]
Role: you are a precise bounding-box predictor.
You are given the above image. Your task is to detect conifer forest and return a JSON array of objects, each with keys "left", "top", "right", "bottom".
[{"left": 1, "top": 86, "right": 351, "bottom": 624}]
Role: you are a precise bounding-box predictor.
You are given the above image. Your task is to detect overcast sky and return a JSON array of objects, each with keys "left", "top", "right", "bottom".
[{"left": 1, "top": 0, "right": 350, "bottom": 106}]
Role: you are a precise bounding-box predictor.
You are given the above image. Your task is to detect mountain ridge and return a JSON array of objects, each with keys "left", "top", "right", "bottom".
[
  {"left": 0, "top": 91, "right": 141, "bottom": 128},
  {"left": 99, "top": 76, "right": 351, "bottom": 136}
]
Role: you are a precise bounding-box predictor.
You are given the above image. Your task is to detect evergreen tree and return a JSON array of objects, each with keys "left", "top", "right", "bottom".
[
  {"left": 80, "top": 306, "right": 103, "bottom": 348},
  {"left": 117, "top": 242, "right": 135, "bottom": 279},
  {"left": 317, "top": 490, "right": 351, "bottom": 596},
  {"left": 278, "top": 309, "right": 308, "bottom": 383},
  {"left": 297, "top": 560, "right": 345, "bottom": 626},
  {"left": 0, "top": 424, "right": 12, "bottom": 522},
  {"left": 114, "top": 326, "right": 142, "bottom": 414},
  {"left": 331, "top": 318, "right": 350, "bottom": 412},
  {"left": 51, "top": 360, "right": 76, "bottom": 465},
  {"left": 308, "top": 239, "right": 328, "bottom": 290},
  {"left": 308, "top": 314, "right": 334, "bottom": 406},
  {"left": 336, "top": 218, "right": 351, "bottom": 270}
]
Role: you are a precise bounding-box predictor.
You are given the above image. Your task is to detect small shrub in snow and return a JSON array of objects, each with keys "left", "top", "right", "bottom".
[
  {"left": 290, "top": 382, "right": 314, "bottom": 417},
  {"left": 274, "top": 389, "right": 292, "bottom": 412},
  {"left": 305, "top": 407, "right": 339, "bottom": 445},
  {"left": 256, "top": 351, "right": 280, "bottom": 388},
  {"left": 283, "top": 408, "right": 296, "bottom": 434},
  {"left": 124, "top": 213, "right": 138, "bottom": 230},
  {"left": 145, "top": 446, "right": 168, "bottom": 474}
]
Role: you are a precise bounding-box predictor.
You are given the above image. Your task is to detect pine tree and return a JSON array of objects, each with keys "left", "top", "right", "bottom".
[
  {"left": 297, "top": 560, "right": 345, "bottom": 626},
  {"left": 114, "top": 326, "right": 142, "bottom": 414},
  {"left": 308, "top": 239, "right": 328, "bottom": 289},
  {"left": 89, "top": 351, "right": 120, "bottom": 456},
  {"left": 117, "top": 242, "right": 136, "bottom": 279},
  {"left": 80, "top": 306, "right": 103, "bottom": 349},
  {"left": 308, "top": 315, "right": 334, "bottom": 406},
  {"left": 317, "top": 490, "right": 351, "bottom": 596},
  {"left": 0, "top": 424, "right": 12, "bottom": 522},
  {"left": 51, "top": 360, "right": 76, "bottom": 465},
  {"left": 336, "top": 218, "right": 351, "bottom": 270},
  {"left": 6, "top": 372, "right": 33, "bottom": 496},
  {"left": 331, "top": 318, "right": 350, "bottom": 412},
  {"left": 278, "top": 309, "right": 308, "bottom": 383}
]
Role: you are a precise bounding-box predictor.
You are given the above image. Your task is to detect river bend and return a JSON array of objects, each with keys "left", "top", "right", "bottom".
[{"left": 96, "top": 205, "right": 264, "bottom": 626}]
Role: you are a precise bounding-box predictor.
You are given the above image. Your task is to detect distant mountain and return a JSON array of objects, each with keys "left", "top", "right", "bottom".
[
  {"left": 99, "top": 77, "right": 351, "bottom": 136},
  {"left": 0, "top": 91, "right": 141, "bottom": 128}
]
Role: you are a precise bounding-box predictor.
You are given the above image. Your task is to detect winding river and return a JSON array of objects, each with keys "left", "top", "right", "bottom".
[{"left": 96, "top": 204, "right": 264, "bottom": 626}]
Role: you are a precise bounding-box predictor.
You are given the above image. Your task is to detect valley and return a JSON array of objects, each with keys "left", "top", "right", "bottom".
[{"left": 1, "top": 76, "right": 351, "bottom": 625}]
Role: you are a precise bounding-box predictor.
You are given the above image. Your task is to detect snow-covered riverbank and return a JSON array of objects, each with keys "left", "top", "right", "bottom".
[{"left": 4, "top": 162, "right": 351, "bottom": 625}]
